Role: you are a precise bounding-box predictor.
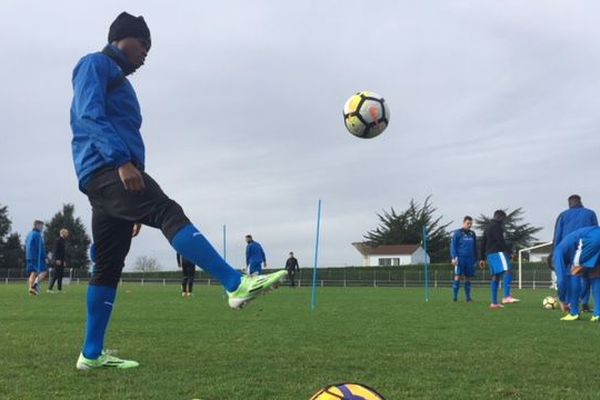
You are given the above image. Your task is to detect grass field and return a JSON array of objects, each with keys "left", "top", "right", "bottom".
[{"left": 2, "top": 283, "right": 600, "bottom": 400}]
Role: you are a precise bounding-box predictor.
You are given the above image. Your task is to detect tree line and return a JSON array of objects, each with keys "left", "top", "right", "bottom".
[
  {"left": 362, "top": 195, "right": 542, "bottom": 263},
  {"left": 0, "top": 196, "right": 543, "bottom": 270}
]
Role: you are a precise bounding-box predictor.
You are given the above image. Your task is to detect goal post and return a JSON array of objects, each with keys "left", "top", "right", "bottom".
[{"left": 518, "top": 241, "right": 552, "bottom": 289}]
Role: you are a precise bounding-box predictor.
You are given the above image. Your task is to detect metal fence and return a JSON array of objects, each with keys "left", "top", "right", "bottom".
[{"left": 0, "top": 267, "right": 555, "bottom": 289}]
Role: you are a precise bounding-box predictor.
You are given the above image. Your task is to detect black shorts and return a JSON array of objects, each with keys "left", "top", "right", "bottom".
[
  {"left": 86, "top": 168, "right": 190, "bottom": 287},
  {"left": 182, "top": 264, "right": 196, "bottom": 278}
]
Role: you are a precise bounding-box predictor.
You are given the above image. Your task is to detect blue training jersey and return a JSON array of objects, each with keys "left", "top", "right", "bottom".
[
  {"left": 450, "top": 229, "right": 477, "bottom": 260},
  {"left": 25, "top": 229, "right": 46, "bottom": 269},
  {"left": 553, "top": 206, "right": 598, "bottom": 246},
  {"left": 553, "top": 226, "right": 598, "bottom": 273},
  {"left": 70, "top": 45, "right": 145, "bottom": 192},
  {"left": 246, "top": 241, "right": 266, "bottom": 265}
]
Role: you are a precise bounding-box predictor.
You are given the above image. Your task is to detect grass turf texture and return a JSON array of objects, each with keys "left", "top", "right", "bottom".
[{"left": 1, "top": 284, "right": 600, "bottom": 399}]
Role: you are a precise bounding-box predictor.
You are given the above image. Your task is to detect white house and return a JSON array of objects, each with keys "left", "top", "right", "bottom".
[
  {"left": 529, "top": 243, "right": 552, "bottom": 263},
  {"left": 352, "top": 243, "right": 430, "bottom": 267}
]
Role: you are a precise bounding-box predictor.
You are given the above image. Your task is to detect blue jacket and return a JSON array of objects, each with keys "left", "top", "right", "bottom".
[
  {"left": 246, "top": 241, "right": 266, "bottom": 266},
  {"left": 553, "top": 206, "right": 598, "bottom": 246},
  {"left": 25, "top": 229, "right": 46, "bottom": 269},
  {"left": 450, "top": 228, "right": 477, "bottom": 260},
  {"left": 70, "top": 45, "right": 145, "bottom": 192},
  {"left": 553, "top": 226, "right": 599, "bottom": 274}
]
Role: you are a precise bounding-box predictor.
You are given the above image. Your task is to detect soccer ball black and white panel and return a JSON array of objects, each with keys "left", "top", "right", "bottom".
[
  {"left": 542, "top": 296, "right": 557, "bottom": 310},
  {"left": 343, "top": 91, "right": 390, "bottom": 139}
]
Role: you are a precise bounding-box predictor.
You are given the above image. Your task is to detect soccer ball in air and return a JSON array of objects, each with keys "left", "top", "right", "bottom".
[
  {"left": 343, "top": 91, "right": 390, "bottom": 139},
  {"left": 542, "top": 296, "right": 558, "bottom": 310},
  {"left": 310, "top": 383, "right": 385, "bottom": 400}
]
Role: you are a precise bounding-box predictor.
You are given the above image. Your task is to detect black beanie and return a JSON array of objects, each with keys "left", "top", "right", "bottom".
[{"left": 108, "top": 12, "right": 151, "bottom": 48}]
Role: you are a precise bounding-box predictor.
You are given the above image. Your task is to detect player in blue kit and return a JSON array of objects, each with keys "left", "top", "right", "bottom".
[
  {"left": 479, "top": 210, "right": 520, "bottom": 308},
  {"left": 245, "top": 234, "right": 267, "bottom": 275},
  {"left": 70, "top": 12, "right": 286, "bottom": 370},
  {"left": 25, "top": 220, "right": 48, "bottom": 295},
  {"left": 552, "top": 195, "right": 598, "bottom": 314},
  {"left": 450, "top": 216, "right": 477, "bottom": 302},
  {"left": 553, "top": 226, "right": 600, "bottom": 321}
]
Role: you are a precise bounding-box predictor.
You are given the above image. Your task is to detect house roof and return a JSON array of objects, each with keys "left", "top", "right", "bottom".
[{"left": 352, "top": 243, "right": 421, "bottom": 256}]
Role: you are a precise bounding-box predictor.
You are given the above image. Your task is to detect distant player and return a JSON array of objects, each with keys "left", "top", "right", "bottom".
[
  {"left": 25, "top": 220, "right": 47, "bottom": 296},
  {"left": 177, "top": 252, "right": 196, "bottom": 297},
  {"left": 553, "top": 226, "right": 600, "bottom": 321},
  {"left": 479, "top": 210, "right": 519, "bottom": 308},
  {"left": 245, "top": 234, "right": 267, "bottom": 275},
  {"left": 70, "top": 12, "right": 286, "bottom": 370},
  {"left": 285, "top": 251, "right": 300, "bottom": 287},
  {"left": 450, "top": 216, "right": 477, "bottom": 302},
  {"left": 552, "top": 194, "right": 598, "bottom": 314},
  {"left": 48, "top": 228, "right": 69, "bottom": 293}
]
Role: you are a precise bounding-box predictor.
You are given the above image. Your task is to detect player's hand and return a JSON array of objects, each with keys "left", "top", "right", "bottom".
[
  {"left": 451, "top": 258, "right": 458, "bottom": 266},
  {"left": 132, "top": 223, "right": 142, "bottom": 237},
  {"left": 479, "top": 260, "right": 486, "bottom": 270},
  {"left": 560, "top": 301, "right": 570, "bottom": 314},
  {"left": 118, "top": 162, "right": 145, "bottom": 192}
]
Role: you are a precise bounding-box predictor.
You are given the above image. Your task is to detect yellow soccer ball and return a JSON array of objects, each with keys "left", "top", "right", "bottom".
[
  {"left": 343, "top": 91, "right": 390, "bottom": 139},
  {"left": 310, "top": 383, "right": 385, "bottom": 399},
  {"left": 542, "top": 296, "right": 557, "bottom": 310}
]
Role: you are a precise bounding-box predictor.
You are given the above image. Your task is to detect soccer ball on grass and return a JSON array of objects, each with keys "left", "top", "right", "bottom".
[
  {"left": 310, "top": 383, "right": 385, "bottom": 399},
  {"left": 542, "top": 296, "right": 558, "bottom": 310}
]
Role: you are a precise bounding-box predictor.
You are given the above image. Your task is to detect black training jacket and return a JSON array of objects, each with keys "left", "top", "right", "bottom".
[
  {"left": 480, "top": 220, "right": 510, "bottom": 260},
  {"left": 53, "top": 237, "right": 66, "bottom": 263}
]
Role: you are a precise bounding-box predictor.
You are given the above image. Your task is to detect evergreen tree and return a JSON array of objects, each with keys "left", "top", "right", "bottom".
[
  {"left": 44, "top": 204, "right": 91, "bottom": 271},
  {"left": 475, "top": 208, "right": 542, "bottom": 252},
  {"left": 0, "top": 205, "right": 10, "bottom": 241},
  {"left": 363, "top": 196, "right": 451, "bottom": 262},
  {"left": 2, "top": 233, "right": 24, "bottom": 269},
  {"left": 0, "top": 205, "right": 17, "bottom": 269}
]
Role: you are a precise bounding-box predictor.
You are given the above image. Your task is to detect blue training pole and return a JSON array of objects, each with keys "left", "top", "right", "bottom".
[
  {"left": 311, "top": 200, "right": 322, "bottom": 311},
  {"left": 423, "top": 226, "right": 430, "bottom": 302}
]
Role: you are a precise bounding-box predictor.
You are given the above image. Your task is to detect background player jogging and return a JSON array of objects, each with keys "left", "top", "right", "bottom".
[
  {"left": 25, "top": 220, "right": 47, "bottom": 296},
  {"left": 70, "top": 12, "right": 286, "bottom": 370},
  {"left": 245, "top": 234, "right": 267, "bottom": 275}
]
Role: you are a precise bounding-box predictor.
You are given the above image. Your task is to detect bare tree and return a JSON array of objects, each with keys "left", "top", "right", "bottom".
[{"left": 133, "top": 256, "right": 161, "bottom": 273}]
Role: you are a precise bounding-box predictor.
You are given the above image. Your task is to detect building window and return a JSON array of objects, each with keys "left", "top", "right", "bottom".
[{"left": 378, "top": 258, "right": 400, "bottom": 266}]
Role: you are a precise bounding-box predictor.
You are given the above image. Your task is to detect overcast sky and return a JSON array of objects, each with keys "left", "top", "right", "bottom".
[{"left": 1, "top": 1, "right": 599, "bottom": 271}]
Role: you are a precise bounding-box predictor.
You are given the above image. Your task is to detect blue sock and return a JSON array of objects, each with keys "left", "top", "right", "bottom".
[
  {"left": 83, "top": 285, "right": 117, "bottom": 360},
  {"left": 581, "top": 276, "right": 591, "bottom": 306},
  {"left": 452, "top": 280, "right": 460, "bottom": 301},
  {"left": 171, "top": 224, "right": 242, "bottom": 292},
  {"left": 558, "top": 274, "right": 570, "bottom": 303},
  {"left": 591, "top": 278, "right": 600, "bottom": 317},
  {"left": 570, "top": 276, "right": 582, "bottom": 315},
  {"left": 465, "top": 281, "right": 472, "bottom": 301},
  {"left": 503, "top": 272, "right": 512, "bottom": 298},
  {"left": 491, "top": 278, "right": 499, "bottom": 304}
]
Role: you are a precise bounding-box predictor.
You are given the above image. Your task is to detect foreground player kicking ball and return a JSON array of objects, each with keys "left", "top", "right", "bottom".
[
  {"left": 553, "top": 226, "right": 600, "bottom": 322},
  {"left": 70, "top": 12, "right": 286, "bottom": 370}
]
